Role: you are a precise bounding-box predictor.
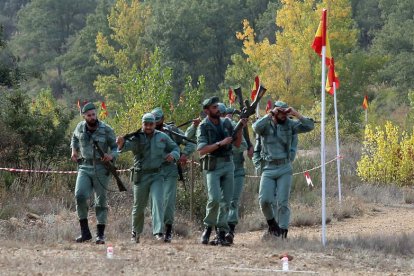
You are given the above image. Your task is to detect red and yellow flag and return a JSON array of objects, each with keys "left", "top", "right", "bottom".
[
  {"left": 325, "top": 58, "right": 340, "bottom": 95},
  {"left": 362, "top": 95, "right": 369, "bottom": 110},
  {"left": 311, "top": 9, "right": 332, "bottom": 65},
  {"left": 100, "top": 101, "right": 108, "bottom": 119},
  {"left": 228, "top": 88, "right": 236, "bottom": 105},
  {"left": 251, "top": 76, "right": 260, "bottom": 101},
  {"left": 265, "top": 100, "right": 272, "bottom": 113}
]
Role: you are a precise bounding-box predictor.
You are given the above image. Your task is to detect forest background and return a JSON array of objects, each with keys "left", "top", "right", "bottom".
[{"left": 1, "top": 0, "right": 414, "bottom": 207}]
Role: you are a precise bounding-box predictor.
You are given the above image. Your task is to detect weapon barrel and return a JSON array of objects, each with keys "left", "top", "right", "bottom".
[{"left": 93, "top": 141, "right": 127, "bottom": 192}]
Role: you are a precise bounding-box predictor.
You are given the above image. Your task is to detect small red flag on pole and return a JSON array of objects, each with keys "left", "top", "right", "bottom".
[
  {"left": 101, "top": 102, "right": 108, "bottom": 119},
  {"left": 228, "top": 88, "right": 236, "bottom": 105},
  {"left": 362, "top": 95, "right": 369, "bottom": 110},
  {"left": 265, "top": 100, "right": 272, "bottom": 113}
]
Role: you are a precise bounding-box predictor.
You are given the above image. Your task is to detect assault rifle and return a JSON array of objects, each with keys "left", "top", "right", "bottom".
[
  {"left": 232, "top": 85, "right": 267, "bottom": 140},
  {"left": 233, "top": 87, "right": 253, "bottom": 149},
  {"left": 92, "top": 141, "right": 127, "bottom": 192}
]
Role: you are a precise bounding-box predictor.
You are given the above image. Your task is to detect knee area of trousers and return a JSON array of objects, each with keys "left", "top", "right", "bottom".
[{"left": 75, "top": 195, "right": 88, "bottom": 202}]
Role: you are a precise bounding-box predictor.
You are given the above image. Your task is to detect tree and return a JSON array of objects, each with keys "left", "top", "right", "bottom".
[
  {"left": 146, "top": 0, "right": 271, "bottom": 94},
  {"left": 94, "top": 0, "right": 151, "bottom": 105},
  {"left": 233, "top": 0, "right": 358, "bottom": 109},
  {"left": 10, "top": 0, "right": 97, "bottom": 95},
  {"left": 371, "top": 0, "right": 414, "bottom": 91},
  {"left": 0, "top": 26, "right": 21, "bottom": 87},
  {"left": 60, "top": 0, "right": 114, "bottom": 102}
]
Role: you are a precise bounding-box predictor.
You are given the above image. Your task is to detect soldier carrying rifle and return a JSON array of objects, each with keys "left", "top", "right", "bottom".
[
  {"left": 151, "top": 107, "right": 196, "bottom": 243},
  {"left": 70, "top": 102, "right": 119, "bottom": 244}
]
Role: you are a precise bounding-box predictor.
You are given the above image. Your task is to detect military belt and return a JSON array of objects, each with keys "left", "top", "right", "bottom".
[
  {"left": 141, "top": 167, "right": 161, "bottom": 174},
  {"left": 216, "top": 156, "right": 231, "bottom": 162},
  {"left": 268, "top": 158, "right": 290, "bottom": 166},
  {"left": 81, "top": 159, "right": 104, "bottom": 165}
]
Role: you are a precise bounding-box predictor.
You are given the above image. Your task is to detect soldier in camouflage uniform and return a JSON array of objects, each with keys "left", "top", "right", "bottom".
[{"left": 70, "top": 102, "right": 118, "bottom": 244}]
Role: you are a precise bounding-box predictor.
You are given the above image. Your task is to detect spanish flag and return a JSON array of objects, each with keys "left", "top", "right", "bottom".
[
  {"left": 311, "top": 9, "right": 332, "bottom": 65},
  {"left": 362, "top": 95, "right": 369, "bottom": 110},
  {"left": 325, "top": 58, "right": 340, "bottom": 95}
]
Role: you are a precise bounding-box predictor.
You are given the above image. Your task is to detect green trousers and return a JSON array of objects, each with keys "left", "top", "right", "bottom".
[
  {"left": 228, "top": 162, "right": 245, "bottom": 225},
  {"left": 203, "top": 158, "right": 234, "bottom": 232},
  {"left": 259, "top": 163, "right": 292, "bottom": 229},
  {"left": 162, "top": 163, "right": 178, "bottom": 225},
  {"left": 132, "top": 172, "right": 164, "bottom": 235},
  {"left": 75, "top": 164, "right": 109, "bottom": 225}
]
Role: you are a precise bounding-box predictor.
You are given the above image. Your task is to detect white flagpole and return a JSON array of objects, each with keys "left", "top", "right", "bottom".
[
  {"left": 321, "top": 44, "right": 327, "bottom": 247},
  {"left": 333, "top": 82, "right": 342, "bottom": 203}
]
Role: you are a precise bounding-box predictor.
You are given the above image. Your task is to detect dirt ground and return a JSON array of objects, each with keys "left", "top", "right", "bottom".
[{"left": 1, "top": 203, "right": 414, "bottom": 276}]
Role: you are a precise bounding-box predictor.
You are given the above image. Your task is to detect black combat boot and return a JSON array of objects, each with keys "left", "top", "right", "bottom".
[
  {"left": 209, "top": 227, "right": 220, "bottom": 245},
  {"left": 164, "top": 224, "right": 173, "bottom": 243},
  {"left": 267, "top": 218, "right": 281, "bottom": 237},
  {"left": 216, "top": 231, "right": 231, "bottom": 246},
  {"left": 201, "top": 226, "right": 212, "bottom": 245},
  {"left": 280, "top": 228, "right": 288, "bottom": 239},
  {"left": 75, "top": 219, "right": 92, "bottom": 243},
  {"left": 225, "top": 223, "right": 235, "bottom": 244},
  {"left": 96, "top": 224, "right": 106, "bottom": 244},
  {"left": 131, "top": 231, "right": 139, "bottom": 243}
]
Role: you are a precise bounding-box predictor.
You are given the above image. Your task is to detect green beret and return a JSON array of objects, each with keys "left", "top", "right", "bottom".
[
  {"left": 226, "top": 107, "right": 235, "bottom": 114},
  {"left": 82, "top": 102, "right": 96, "bottom": 113},
  {"left": 274, "top": 101, "right": 288, "bottom": 108},
  {"left": 217, "top": 103, "right": 227, "bottom": 114},
  {"left": 202, "top": 96, "right": 220, "bottom": 109},
  {"left": 142, "top": 113, "right": 156, "bottom": 123},
  {"left": 151, "top": 107, "right": 164, "bottom": 122}
]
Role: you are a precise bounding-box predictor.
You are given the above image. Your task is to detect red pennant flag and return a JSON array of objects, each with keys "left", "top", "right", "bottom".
[
  {"left": 100, "top": 101, "right": 108, "bottom": 118},
  {"left": 325, "top": 58, "right": 340, "bottom": 95},
  {"left": 304, "top": 171, "right": 314, "bottom": 187},
  {"left": 228, "top": 88, "right": 236, "bottom": 105},
  {"left": 265, "top": 100, "right": 272, "bottom": 113},
  {"left": 362, "top": 95, "right": 369, "bottom": 110},
  {"left": 251, "top": 76, "right": 260, "bottom": 101},
  {"left": 311, "top": 9, "right": 332, "bottom": 65}
]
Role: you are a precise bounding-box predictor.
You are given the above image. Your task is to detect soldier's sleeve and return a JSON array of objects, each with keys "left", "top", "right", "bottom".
[
  {"left": 119, "top": 138, "right": 135, "bottom": 153},
  {"left": 252, "top": 115, "right": 271, "bottom": 135},
  {"left": 70, "top": 125, "right": 80, "bottom": 150},
  {"left": 179, "top": 128, "right": 196, "bottom": 156},
  {"left": 106, "top": 127, "right": 119, "bottom": 159},
  {"left": 292, "top": 117, "right": 315, "bottom": 134},
  {"left": 185, "top": 124, "right": 197, "bottom": 140},
  {"left": 165, "top": 133, "right": 180, "bottom": 160},
  {"left": 290, "top": 133, "right": 299, "bottom": 161},
  {"left": 196, "top": 124, "right": 208, "bottom": 151}
]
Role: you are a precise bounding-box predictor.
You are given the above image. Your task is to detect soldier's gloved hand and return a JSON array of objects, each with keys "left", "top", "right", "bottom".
[
  {"left": 179, "top": 154, "right": 188, "bottom": 166},
  {"left": 71, "top": 150, "right": 79, "bottom": 163},
  {"left": 221, "top": 136, "right": 233, "bottom": 146},
  {"left": 116, "top": 136, "right": 125, "bottom": 149},
  {"left": 102, "top": 154, "right": 113, "bottom": 162},
  {"left": 165, "top": 154, "right": 174, "bottom": 163}
]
